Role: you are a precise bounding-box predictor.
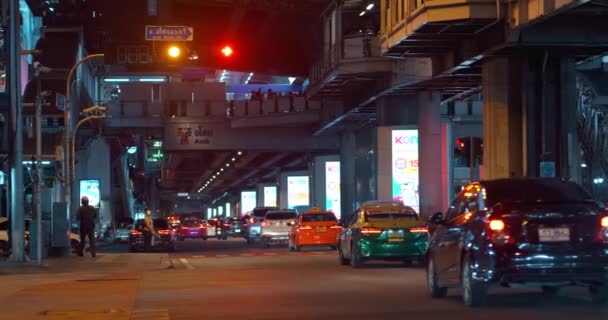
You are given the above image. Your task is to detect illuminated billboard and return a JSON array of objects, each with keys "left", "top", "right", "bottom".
[
  {"left": 392, "top": 129, "right": 419, "bottom": 214},
  {"left": 241, "top": 191, "right": 257, "bottom": 215},
  {"left": 287, "top": 176, "right": 309, "bottom": 209},
  {"left": 325, "top": 161, "right": 341, "bottom": 219},
  {"left": 79, "top": 179, "right": 100, "bottom": 208},
  {"left": 263, "top": 186, "right": 277, "bottom": 207},
  {"left": 225, "top": 203, "right": 231, "bottom": 217}
]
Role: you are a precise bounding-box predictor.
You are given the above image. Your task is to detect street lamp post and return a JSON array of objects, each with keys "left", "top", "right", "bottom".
[
  {"left": 71, "top": 108, "right": 110, "bottom": 188},
  {"left": 64, "top": 54, "right": 104, "bottom": 229}
]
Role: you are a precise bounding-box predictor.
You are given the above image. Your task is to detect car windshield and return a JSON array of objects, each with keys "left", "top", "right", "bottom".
[
  {"left": 302, "top": 214, "right": 337, "bottom": 222},
  {"left": 252, "top": 208, "right": 275, "bottom": 218},
  {"left": 153, "top": 219, "right": 169, "bottom": 229},
  {"left": 266, "top": 212, "right": 297, "bottom": 220},
  {"left": 182, "top": 220, "right": 201, "bottom": 227},
  {"left": 485, "top": 179, "right": 593, "bottom": 206}
]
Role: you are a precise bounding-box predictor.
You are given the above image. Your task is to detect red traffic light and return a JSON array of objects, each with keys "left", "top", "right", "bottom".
[{"left": 221, "top": 45, "right": 233, "bottom": 57}]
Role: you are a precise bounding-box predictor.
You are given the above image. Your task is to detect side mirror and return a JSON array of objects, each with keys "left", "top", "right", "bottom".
[{"left": 430, "top": 212, "right": 444, "bottom": 225}]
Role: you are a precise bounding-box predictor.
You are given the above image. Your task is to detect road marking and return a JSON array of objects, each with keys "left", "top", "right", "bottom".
[
  {"left": 262, "top": 252, "right": 278, "bottom": 256},
  {"left": 130, "top": 308, "right": 170, "bottom": 320},
  {"left": 240, "top": 253, "right": 254, "bottom": 257},
  {"left": 215, "top": 254, "right": 230, "bottom": 258},
  {"left": 179, "top": 258, "right": 194, "bottom": 270}
]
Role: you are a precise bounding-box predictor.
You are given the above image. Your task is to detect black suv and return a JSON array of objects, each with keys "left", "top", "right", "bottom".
[{"left": 427, "top": 178, "right": 608, "bottom": 307}]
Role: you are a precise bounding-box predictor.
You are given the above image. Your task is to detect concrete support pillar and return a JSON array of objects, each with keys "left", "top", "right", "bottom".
[
  {"left": 482, "top": 57, "right": 524, "bottom": 179},
  {"left": 340, "top": 132, "right": 356, "bottom": 220},
  {"left": 417, "top": 91, "right": 443, "bottom": 218}
]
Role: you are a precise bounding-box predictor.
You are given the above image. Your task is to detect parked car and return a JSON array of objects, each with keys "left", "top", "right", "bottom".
[
  {"left": 260, "top": 210, "right": 297, "bottom": 247},
  {"left": 128, "top": 218, "right": 175, "bottom": 252},
  {"left": 246, "top": 207, "right": 277, "bottom": 244},
  {"left": 338, "top": 201, "right": 428, "bottom": 268},
  {"left": 114, "top": 218, "right": 134, "bottom": 243},
  {"left": 426, "top": 178, "right": 608, "bottom": 307},
  {"left": 289, "top": 209, "right": 341, "bottom": 251}
]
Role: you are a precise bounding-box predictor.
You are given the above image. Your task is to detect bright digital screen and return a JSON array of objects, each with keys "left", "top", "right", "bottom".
[
  {"left": 263, "top": 186, "right": 277, "bottom": 207},
  {"left": 225, "top": 203, "right": 231, "bottom": 217},
  {"left": 287, "top": 176, "right": 309, "bottom": 209},
  {"left": 325, "top": 161, "right": 341, "bottom": 219},
  {"left": 207, "top": 208, "right": 212, "bottom": 219},
  {"left": 392, "top": 129, "right": 419, "bottom": 214},
  {"left": 241, "top": 191, "right": 257, "bottom": 215},
  {"left": 218, "top": 206, "right": 224, "bottom": 216},
  {"left": 79, "top": 179, "right": 100, "bottom": 208},
  {"left": 213, "top": 208, "right": 217, "bottom": 216}
]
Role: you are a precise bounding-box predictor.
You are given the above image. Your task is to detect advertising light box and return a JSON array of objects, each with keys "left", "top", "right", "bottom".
[
  {"left": 263, "top": 186, "right": 277, "bottom": 207},
  {"left": 287, "top": 176, "right": 309, "bottom": 209},
  {"left": 240, "top": 191, "right": 257, "bottom": 215},
  {"left": 79, "top": 179, "right": 100, "bottom": 208},
  {"left": 225, "top": 203, "right": 231, "bottom": 217},
  {"left": 325, "top": 161, "right": 341, "bottom": 219},
  {"left": 392, "top": 129, "right": 420, "bottom": 214}
]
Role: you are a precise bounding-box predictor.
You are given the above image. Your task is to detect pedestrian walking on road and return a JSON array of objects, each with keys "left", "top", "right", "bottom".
[
  {"left": 76, "top": 196, "right": 97, "bottom": 257},
  {"left": 143, "top": 208, "right": 157, "bottom": 251}
]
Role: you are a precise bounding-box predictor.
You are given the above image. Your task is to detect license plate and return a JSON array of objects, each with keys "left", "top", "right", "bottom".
[
  {"left": 388, "top": 231, "right": 404, "bottom": 242},
  {"left": 538, "top": 227, "right": 570, "bottom": 242},
  {"left": 316, "top": 227, "right": 327, "bottom": 232},
  {"left": 235, "top": 229, "right": 241, "bottom": 232}
]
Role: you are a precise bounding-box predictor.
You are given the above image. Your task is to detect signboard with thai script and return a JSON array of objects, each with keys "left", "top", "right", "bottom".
[{"left": 145, "top": 25, "right": 193, "bottom": 41}]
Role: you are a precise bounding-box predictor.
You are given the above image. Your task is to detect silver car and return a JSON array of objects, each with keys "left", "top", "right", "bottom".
[
  {"left": 260, "top": 210, "right": 297, "bottom": 247},
  {"left": 246, "top": 207, "right": 277, "bottom": 244}
]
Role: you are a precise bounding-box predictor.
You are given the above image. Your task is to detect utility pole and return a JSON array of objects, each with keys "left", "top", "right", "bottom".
[
  {"left": 34, "top": 73, "right": 43, "bottom": 265},
  {"left": 8, "top": 0, "right": 25, "bottom": 262}
]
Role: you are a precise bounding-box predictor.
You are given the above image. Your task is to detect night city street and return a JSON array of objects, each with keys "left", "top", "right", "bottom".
[
  {"left": 3, "top": 0, "right": 608, "bottom": 319},
  {"left": 1, "top": 239, "right": 607, "bottom": 319}
]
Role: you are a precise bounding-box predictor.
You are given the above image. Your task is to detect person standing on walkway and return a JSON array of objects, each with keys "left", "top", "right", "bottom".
[
  {"left": 76, "top": 196, "right": 97, "bottom": 257},
  {"left": 143, "top": 208, "right": 157, "bottom": 251}
]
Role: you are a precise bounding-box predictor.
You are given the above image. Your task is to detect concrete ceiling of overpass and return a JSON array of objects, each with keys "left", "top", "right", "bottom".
[{"left": 161, "top": 150, "right": 310, "bottom": 196}]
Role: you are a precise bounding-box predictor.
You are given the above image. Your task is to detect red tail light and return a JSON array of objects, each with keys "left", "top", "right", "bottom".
[
  {"left": 261, "top": 221, "right": 272, "bottom": 227},
  {"left": 596, "top": 216, "right": 608, "bottom": 243},
  {"left": 224, "top": 224, "right": 232, "bottom": 227},
  {"left": 299, "top": 225, "right": 312, "bottom": 230},
  {"left": 330, "top": 225, "right": 342, "bottom": 230},
  {"left": 249, "top": 218, "right": 256, "bottom": 224},
  {"left": 158, "top": 230, "right": 169, "bottom": 235},
  {"left": 487, "top": 219, "right": 512, "bottom": 245},
  {"left": 130, "top": 230, "right": 142, "bottom": 235},
  {"left": 409, "top": 226, "right": 428, "bottom": 233},
  {"left": 361, "top": 227, "right": 383, "bottom": 235}
]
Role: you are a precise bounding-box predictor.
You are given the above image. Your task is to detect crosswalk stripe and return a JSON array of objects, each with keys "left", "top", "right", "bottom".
[
  {"left": 130, "top": 308, "right": 170, "bottom": 320},
  {"left": 179, "top": 258, "right": 194, "bottom": 270}
]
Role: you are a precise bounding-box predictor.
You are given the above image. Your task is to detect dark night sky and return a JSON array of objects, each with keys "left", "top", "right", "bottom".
[{"left": 96, "top": 0, "right": 323, "bottom": 76}]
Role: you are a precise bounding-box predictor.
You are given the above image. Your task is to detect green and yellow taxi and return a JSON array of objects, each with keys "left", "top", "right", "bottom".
[{"left": 337, "top": 200, "right": 429, "bottom": 268}]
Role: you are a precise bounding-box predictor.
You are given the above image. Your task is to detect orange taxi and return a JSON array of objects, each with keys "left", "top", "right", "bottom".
[{"left": 288, "top": 209, "right": 342, "bottom": 251}]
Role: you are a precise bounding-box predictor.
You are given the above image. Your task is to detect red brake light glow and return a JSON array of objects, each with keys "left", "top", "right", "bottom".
[
  {"left": 361, "top": 227, "right": 382, "bottom": 235},
  {"left": 261, "top": 221, "right": 271, "bottom": 227},
  {"left": 409, "top": 226, "right": 428, "bottom": 233},
  {"left": 130, "top": 230, "right": 142, "bottom": 235},
  {"left": 330, "top": 225, "right": 342, "bottom": 229},
  {"left": 299, "top": 225, "right": 312, "bottom": 230},
  {"left": 158, "top": 230, "right": 169, "bottom": 235}
]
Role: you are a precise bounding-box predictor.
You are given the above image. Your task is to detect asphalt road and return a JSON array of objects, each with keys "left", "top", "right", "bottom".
[
  {"left": 3, "top": 237, "right": 608, "bottom": 319},
  {"left": 137, "top": 238, "right": 608, "bottom": 320}
]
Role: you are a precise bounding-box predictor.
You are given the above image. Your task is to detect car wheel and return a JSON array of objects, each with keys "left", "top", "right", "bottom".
[
  {"left": 330, "top": 245, "right": 337, "bottom": 250},
  {"left": 338, "top": 245, "right": 349, "bottom": 266},
  {"left": 541, "top": 286, "right": 560, "bottom": 296},
  {"left": 427, "top": 256, "right": 448, "bottom": 298},
  {"left": 462, "top": 253, "right": 487, "bottom": 307},
  {"left": 128, "top": 246, "right": 136, "bottom": 253},
  {"left": 294, "top": 243, "right": 301, "bottom": 252},
  {"left": 350, "top": 243, "right": 363, "bottom": 269},
  {"left": 288, "top": 239, "right": 295, "bottom": 251},
  {"left": 263, "top": 241, "right": 270, "bottom": 249},
  {"left": 589, "top": 285, "right": 608, "bottom": 304},
  {"left": 247, "top": 238, "right": 254, "bottom": 245}
]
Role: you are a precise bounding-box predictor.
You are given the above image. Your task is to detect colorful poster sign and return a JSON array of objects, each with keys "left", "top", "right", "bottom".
[
  {"left": 79, "top": 179, "right": 100, "bottom": 208},
  {"left": 240, "top": 191, "right": 257, "bottom": 215},
  {"left": 325, "top": 161, "right": 341, "bottom": 219},
  {"left": 263, "top": 186, "right": 277, "bottom": 207},
  {"left": 392, "top": 129, "right": 419, "bottom": 214},
  {"left": 287, "top": 176, "right": 309, "bottom": 209}
]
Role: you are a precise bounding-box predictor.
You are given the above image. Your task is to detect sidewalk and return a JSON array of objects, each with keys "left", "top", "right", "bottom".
[
  {"left": 0, "top": 252, "right": 172, "bottom": 275},
  {"left": 1, "top": 253, "right": 173, "bottom": 319}
]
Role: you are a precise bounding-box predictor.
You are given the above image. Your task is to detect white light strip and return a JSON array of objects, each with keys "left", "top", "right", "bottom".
[
  {"left": 139, "top": 78, "right": 167, "bottom": 82},
  {"left": 103, "top": 78, "right": 129, "bottom": 82}
]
